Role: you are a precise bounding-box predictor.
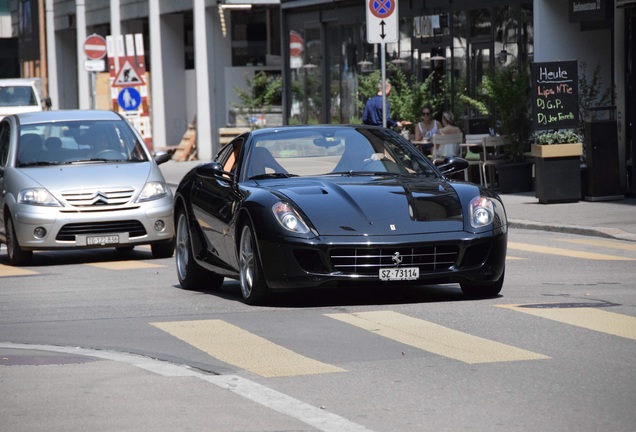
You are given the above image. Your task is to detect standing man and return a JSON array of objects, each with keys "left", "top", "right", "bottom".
[{"left": 362, "top": 81, "right": 409, "bottom": 128}]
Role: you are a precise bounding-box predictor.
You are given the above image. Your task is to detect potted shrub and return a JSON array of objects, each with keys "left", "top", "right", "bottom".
[
  {"left": 531, "top": 129, "right": 583, "bottom": 203},
  {"left": 481, "top": 62, "right": 534, "bottom": 193}
]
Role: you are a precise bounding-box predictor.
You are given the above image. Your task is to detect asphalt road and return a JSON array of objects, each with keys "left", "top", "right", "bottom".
[{"left": 1, "top": 228, "right": 635, "bottom": 432}]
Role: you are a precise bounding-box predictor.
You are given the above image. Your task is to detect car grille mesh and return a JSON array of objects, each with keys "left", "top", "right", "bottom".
[
  {"left": 56, "top": 220, "right": 147, "bottom": 241},
  {"left": 61, "top": 188, "right": 135, "bottom": 207},
  {"left": 330, "top": 245, "right": 459, "bottom": 276}
]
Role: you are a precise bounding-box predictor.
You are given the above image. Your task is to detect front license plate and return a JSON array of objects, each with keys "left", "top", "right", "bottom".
[
  {"left": 86, "top": 235, "right": 119, "bottom": 245},
  {"left": 379, "top": 267, "right": 419, "bottom": 281}
]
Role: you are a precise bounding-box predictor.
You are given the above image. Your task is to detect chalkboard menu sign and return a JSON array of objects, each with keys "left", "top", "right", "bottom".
[{"left": 531, "top": 61, "right": 579, "bottom": 131}]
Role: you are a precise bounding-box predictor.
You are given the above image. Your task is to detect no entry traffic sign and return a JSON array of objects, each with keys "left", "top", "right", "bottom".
[{"left": 84, "top": 34, "right": 107, "bottom": 60}]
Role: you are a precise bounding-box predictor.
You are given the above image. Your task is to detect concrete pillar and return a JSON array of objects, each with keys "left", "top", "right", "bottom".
[
  {"left": 45, "top": 0, "right": 59, "bottom": 110},
  {"left": 194, "top": 0, "right": 214, "bottom": 160},
  {"left": 75, "top": 0, "right": 89, "bottom": 109},
  {"left": 148, "top": 0, "right": 167, "bottom": 149},
  {"left": 110, "top": 0, "right": 121, "bottom": 39}
]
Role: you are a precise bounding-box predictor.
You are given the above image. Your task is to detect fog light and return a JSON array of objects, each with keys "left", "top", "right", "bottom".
[
  {"left": 34, "top": 227, "right": 47, "bottom": 239},
  {"left": 154, "top": 220, "right": 165, "bottom": 232}
]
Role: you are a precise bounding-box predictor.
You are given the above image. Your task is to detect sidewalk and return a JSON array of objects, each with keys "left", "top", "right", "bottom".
[{"left": 159, "top": 159, "right": 636, "bottom": 242}]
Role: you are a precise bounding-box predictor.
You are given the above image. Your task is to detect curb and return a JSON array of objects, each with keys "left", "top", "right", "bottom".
[{"left": 509, "top": 219, "right": 636, "bottom": 243}]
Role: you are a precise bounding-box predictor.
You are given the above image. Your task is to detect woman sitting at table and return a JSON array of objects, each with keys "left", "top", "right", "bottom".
[
  {"left": 438, "top": 111, "right": 462, "bottom": 135},
  {"left": 414, "top": 104, "right": 441, "bottom": 155}
]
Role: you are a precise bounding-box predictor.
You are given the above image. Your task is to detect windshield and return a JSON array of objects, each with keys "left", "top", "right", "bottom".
[
  {"left": 245, "top": 127, "right": 436, "bottom": 180},
  {"left": 17, "top": 119, "right": 150, "bottom": 167},
  {"left": 0, "top": 85, "right": 38, "bottom": 107}
]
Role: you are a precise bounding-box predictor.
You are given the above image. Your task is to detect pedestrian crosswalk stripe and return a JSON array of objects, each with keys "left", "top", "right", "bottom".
[
  {"left": 150, "top": 319, "right": 346, "bottom": 377},
  {"left": 0, "top": 264, "right": 38, "bottom": 277},
  {"left": 88, "top": 260, "right": 164, "bottom": 270},
  {"left": 324, "top": 311, "right": 550, "bottom": 364},
  {"left": 496, "top": 304, "right": 636, "bottom": 340},
  {"left": 508, "top": 241, "right": 636, "bottom": 261},
  {"left": 557, "top": 237, "right": 636, "bottom": 252}
]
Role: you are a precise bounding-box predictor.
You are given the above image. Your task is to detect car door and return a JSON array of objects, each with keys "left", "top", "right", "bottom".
[
  {"left": 0, "top": 120, "right": 11, "bottom": 240},
  {"left": 190, "top": 138, "right": 245, "bottom": 270}
]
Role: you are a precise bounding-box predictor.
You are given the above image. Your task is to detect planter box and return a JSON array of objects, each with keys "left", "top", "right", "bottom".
[
  {"left": 530, "top": 143, "right": 583, "bottom": 158},
  {"left": 534, "top": 155, "right": 581, "bottom": 204}
]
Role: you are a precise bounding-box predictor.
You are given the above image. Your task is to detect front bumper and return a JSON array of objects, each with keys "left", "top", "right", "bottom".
[
  {"left": 257, "top": 230, "right": 507, "bottom": 290},
  {"left": 11, "top": 197, "right": 174, "bottom": 251}
]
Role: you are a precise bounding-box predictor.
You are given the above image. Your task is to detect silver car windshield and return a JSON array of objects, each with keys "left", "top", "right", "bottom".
[{"left": 17, "top": 120, "right": 150, "bottom": 167}]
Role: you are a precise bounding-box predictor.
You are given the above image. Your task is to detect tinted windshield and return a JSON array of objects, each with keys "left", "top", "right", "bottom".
[
  {"left": 0, "top": 86, "right": 38, "bottom": 107},
  {"left": 245, "top": 127, "right": 436, "bottom": 180},
  {"left": 17, "top": 119, "right": 150, "bottom": 167}
]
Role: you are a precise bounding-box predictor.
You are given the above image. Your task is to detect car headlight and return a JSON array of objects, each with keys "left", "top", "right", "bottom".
[
  {"left": 272, "top": 202, "right": 311, "bottom": 234},
  {"left": 137, "top": 181, "right": 169, "bottom": 202},
  {"left": 469, "top": 196, "right": 494, "bottom": 228},
  {"left": 18, "top": 188, "right": 61, "bottom": 207}
]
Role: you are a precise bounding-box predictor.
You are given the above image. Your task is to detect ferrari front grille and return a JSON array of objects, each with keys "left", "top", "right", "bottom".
[
  {"left": 56, "top": 220, "right": 147, "bottom": 241},
  {"left": 330, "top": 245, "right": 459, "bottom": 276},
  {"left": 62, "top": 187, "right": 135, "bottom": 207}
]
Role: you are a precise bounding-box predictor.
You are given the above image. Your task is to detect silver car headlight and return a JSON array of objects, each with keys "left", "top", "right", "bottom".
[
  {"left": 18, "top": 188, "right": 62, "bottom": 207},
  {"left": 272, "top": 202, "right": 311, "bottom": 234},
  {"left": 137, "top": 181, "right": 169, "bottom": 202},
  {"left": 469, "top": 196, "right": 494, "bottom": 228}
]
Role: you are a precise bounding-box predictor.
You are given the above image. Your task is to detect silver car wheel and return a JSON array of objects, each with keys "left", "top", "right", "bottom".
[
  {"left": 176, "top": 211, "right": 190, "bottom": 282},
  {"left": 239, "top": 224, "right": 255, "bottom": 299}
]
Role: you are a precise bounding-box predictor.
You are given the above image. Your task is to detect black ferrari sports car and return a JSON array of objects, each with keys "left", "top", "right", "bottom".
[{"left": 173, "top": 125, "right": 507, "bottom": 304}]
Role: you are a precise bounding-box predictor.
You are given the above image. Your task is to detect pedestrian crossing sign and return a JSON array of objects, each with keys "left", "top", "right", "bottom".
[{"left": 112, "top": 60, "right": 145, "bottom": 87}]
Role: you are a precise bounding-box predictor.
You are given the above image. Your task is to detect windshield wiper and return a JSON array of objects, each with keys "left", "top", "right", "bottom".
[
  {"left": 18, "top": 161, "right": 59, "bottom": 167},
  {"left": 249, "top": 172, "right": 298, "bottom": 180},
  {"left": 329, "top": 171, "right": 400, "bottom": 177}
]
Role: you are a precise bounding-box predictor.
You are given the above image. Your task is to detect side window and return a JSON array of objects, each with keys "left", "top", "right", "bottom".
[
  {"left": 0, "top": 122, "right": 11, "bottom": 168},
  {"left": 216, "top": 138, "right": 244, "bottom": 175}
]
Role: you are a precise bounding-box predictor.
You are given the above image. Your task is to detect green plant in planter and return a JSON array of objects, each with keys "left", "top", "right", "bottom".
[
  {"left": 233, "top": 72, "right": 282, "bottom": 129},
  {"left": 481, "top": 62, "right": 532, "bottom": 161},
  {"left": 534, "top": 129, "right": 582, "bottom": 145}
]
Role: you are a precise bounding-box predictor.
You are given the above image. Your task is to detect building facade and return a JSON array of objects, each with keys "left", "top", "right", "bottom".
[{"left": 4, "top": 0, "right": 636, "bottom": 193}]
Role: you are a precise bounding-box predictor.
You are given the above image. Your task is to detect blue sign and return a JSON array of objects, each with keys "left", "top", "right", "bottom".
[{"left": 117, "top": 87, "right": 141, "bottom": 111}]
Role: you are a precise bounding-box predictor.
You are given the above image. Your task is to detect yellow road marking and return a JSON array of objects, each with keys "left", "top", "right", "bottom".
[
  {"left": 151, "top": 320, "right": 346, "bottom": 378},
  {"left": 0, "top": 264, "right": 38, "bottom": 277},
  {"left": 497, "top": 304, "right": 636, "bottom": 340},
  {"left": 88, "top": 261, "right": 164, "bottom": 270},
  {"left": 506, "top": 256, "right": 525, "bottom": 260},
  {"left": 558, "top": 237, "right": 636, "bottom": 252},
  {"left": 508, "top": 241, "right": 636, "bottom": 261},
  {"left": 324, "top": 311, "right": 549, "bottom": 364}
]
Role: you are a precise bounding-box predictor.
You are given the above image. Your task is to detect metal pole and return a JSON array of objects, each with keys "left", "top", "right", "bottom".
[{"left": 381, "top": 42, "right": 386, "bottom": 128}]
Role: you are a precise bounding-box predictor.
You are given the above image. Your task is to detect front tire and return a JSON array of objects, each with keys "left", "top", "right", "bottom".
[
  {"left": 239, "top": 222, "right": 270, "bottom": 305},
  {"left": 460, "top": 270, "right": 504, "bottom": 298},
  {"left": 6, "top": 215, "right": 32, "bottom": 266},
  {"left": 175, "top": 208, "right": 222, "bottom": 290}
]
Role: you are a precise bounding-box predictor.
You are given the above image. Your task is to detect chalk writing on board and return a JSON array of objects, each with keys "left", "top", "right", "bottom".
[{"left": 532, "top": 61, "right": 579, "bottom": 130}]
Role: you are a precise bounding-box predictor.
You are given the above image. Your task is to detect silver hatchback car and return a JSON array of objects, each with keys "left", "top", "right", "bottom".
[{"left": 0, "top": 110, "right": 175, "bottom": 265}]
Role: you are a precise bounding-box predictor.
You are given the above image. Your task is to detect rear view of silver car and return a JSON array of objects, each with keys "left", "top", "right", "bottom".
[{"left": 0, "top": 110, "right": 175, "bottom": 265}]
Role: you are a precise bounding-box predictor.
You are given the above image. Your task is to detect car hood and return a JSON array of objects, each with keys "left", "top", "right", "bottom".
[
  {"left": 262, "top": 176, "right": 465, "bottom": 236},
  {"left": 18, "top": 162, "right": 155, "bottom": 193}
]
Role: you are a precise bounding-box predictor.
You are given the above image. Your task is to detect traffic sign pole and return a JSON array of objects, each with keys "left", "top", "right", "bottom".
[{"left": 366, "top": 1, "right": 398, "bottom": 128}]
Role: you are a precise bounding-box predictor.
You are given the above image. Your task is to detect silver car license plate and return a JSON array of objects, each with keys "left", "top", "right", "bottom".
[
  {"left": 379, "top": 267, "right": 419, "bottom": 281},
  {"left": 86, "top": 235, "right": 119, "bottom": 245}
]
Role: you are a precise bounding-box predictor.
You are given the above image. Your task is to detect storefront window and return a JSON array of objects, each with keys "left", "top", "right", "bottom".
[{"left": 289, "top": 27, "right": 321, "bottom": 124}]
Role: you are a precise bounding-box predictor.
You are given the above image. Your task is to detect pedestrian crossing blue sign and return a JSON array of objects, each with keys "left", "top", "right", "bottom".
[{"left": 117, "top": 87, "right": 141, "bottom": 111}]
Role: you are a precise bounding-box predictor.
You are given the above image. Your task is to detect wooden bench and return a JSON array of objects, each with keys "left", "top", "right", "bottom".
[{"left": 219, "top": 127, "right": 251, "bottom": 146}]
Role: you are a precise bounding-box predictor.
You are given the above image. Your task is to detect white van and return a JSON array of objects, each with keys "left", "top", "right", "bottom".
[{"left": 0, "top": 78, "right": 51, "bottom": 120}]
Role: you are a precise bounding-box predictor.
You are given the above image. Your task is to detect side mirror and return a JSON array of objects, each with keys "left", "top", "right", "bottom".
[
  {"left": 42, "top": 97, "right": 52, "bottom": 110},
  {"left": 154, "top": 151, "right": 171, "bottom": 165},
  {"left": 437, "top": 156, "right": 469, "bottom": 175},
  {"left": 196, "top": 162, "right": 235, "bottom": 181}
]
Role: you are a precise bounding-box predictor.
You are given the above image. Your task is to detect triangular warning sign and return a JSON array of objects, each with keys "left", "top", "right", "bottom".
[{"left": 112, "top": 60, "right": 145, "bottom": 87}]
